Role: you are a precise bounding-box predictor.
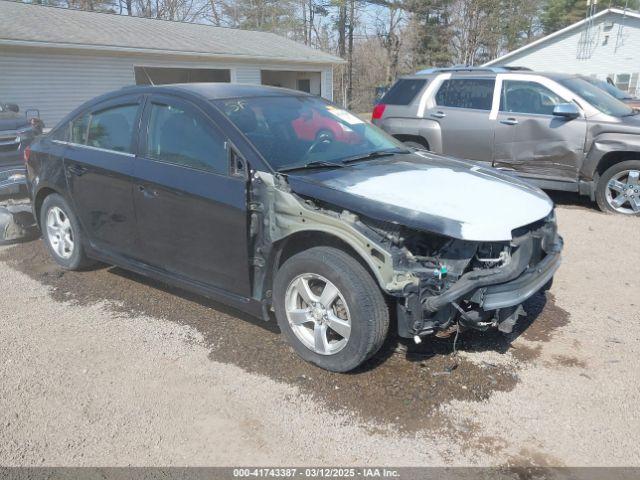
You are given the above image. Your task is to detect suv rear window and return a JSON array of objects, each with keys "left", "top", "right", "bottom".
[
  {"left": 381, "top": 79, "right": 428, "bottom": 105},
  {"left": 435, "top": 78, "right": 495, "bottom": 110}
]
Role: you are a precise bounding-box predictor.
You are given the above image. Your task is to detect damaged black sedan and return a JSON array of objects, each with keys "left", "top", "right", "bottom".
[{"left": 25, "top": 84, "right": 562, "bottom": 372}]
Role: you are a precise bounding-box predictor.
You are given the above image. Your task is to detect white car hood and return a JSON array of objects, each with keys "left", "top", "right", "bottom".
[{"left": 287, "top": 152, "right": 554, "bottom": 242}]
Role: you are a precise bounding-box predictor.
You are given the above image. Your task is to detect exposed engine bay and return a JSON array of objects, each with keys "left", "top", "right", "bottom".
[{"left": 363, "top": 215, "right": 561, "bottom": 339}]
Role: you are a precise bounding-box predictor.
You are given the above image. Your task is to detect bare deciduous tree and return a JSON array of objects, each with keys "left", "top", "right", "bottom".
[{"left": 22, "top": 0, "right": 593, "bottom": 112}]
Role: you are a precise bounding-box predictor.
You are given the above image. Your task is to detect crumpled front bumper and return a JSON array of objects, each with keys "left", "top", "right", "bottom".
[
  {"left": 480, "top": 236, "right": 562, "bottom": 310},
  {"left": 396, "top": 217, "right": 563, "bottom": 338}
]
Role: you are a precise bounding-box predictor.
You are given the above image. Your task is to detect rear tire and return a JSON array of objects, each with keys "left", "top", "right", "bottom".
[
  {"left": 40, "top": 193, "right": 95, "bottom": 270},
  {"left": 595, "top": 160, "right": 640, "bottom": 215},
  {"left": 273, "top": 246, "right": 389, "bottom": 372}
]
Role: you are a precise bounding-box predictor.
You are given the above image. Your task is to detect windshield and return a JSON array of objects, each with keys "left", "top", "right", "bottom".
[
  {"left": 560, "top": 77, "right": 634, "bottom": 117},
  {"left": 214, "top": 95, "right": 405, "bottom": 171},
  {"left": 581, "top": 76, "right": 633, "bottom": 100}
]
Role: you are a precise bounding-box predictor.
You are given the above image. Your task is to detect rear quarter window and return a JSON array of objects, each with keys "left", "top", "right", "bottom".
[
  {"left": 381, "top": 79, "right": 428, "bottom": 105},
  {"left": 70, "top": 113, "right": 89, "bottom": 144},
  {"left": 435, "top": 78, "right": 495, "bottom": 110},
  {"left": 50, "top": 123, "right": 69, "bottom": 142}
]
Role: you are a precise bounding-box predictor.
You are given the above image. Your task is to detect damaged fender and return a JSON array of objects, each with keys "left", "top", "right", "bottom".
[{"left": 249, "top": 171, "right": 419, "bottom": 303}]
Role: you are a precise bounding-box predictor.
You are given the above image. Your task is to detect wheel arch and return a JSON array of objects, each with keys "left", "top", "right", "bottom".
[
  {"left": 264, "top": 229, "right": 387, "bottom": 301},
  {"left": 595, "top": 150, "right": 640, "bottom": 178},
  {"left": 393, "top": 134, "right": 430, "bottom": 149},
  {"left": 33, "top": 186, "right": 61, "bottom": 223}
]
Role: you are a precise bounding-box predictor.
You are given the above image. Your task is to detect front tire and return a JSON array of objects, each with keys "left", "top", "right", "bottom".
[
  {"left": 595, "top": 160, "right": 640, "bottom": 215},
  {"left": 40, "top": 193, "right": 94, "bottom": 270},
  {"left": 273, "top": 246, "right": 389, "bottom": 372}
]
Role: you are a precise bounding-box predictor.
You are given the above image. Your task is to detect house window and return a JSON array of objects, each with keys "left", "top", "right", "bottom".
[
  {"left": 630, "top": 73, "right": 639, "bottom": 97},
  {"left": 614, "top": 73, "right": 631, "bottom": 92}
]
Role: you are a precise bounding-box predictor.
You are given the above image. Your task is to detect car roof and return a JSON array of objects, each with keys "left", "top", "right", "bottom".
[
  {"left": 118, "top": 82, "right": 310, "bottom": 100},
  {"left": 49, "top": 82, "right": 313, "bottom": 134}
]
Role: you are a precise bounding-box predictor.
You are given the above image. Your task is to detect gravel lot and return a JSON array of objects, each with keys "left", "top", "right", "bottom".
[{"left": 0, "top": 196, "right": 639, "bottom": 467}]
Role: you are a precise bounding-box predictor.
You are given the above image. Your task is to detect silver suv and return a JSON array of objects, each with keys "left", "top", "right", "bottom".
[{"left": 372, "top": 67, "right": 640, "bottom": 215}]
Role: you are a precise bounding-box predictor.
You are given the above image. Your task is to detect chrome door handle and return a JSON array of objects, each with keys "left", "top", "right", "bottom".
[
  {"left": 430, "top": 111, "right": 446, "bottom": 119},
  {"left": 500, "top": 118, "right": 518, "bottom": 125}
]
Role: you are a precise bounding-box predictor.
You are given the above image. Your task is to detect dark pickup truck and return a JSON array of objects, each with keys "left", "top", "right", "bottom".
[{"left": 0, "top": 101, "right": 42, "bottom": 198}]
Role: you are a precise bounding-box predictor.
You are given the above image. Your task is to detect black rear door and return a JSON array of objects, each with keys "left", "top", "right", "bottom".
[
  {"left": 133, "top": 94, "right": 251, "bottom": 297},
  {"left": 64, "top": 95, "right": 142, "bottom": 256}
]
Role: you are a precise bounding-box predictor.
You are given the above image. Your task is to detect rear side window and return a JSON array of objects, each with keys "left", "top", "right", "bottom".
[
  {"left": 435, "top": 78, "right": 495, "bottom": 110},
  {"left": 70, "top": 113, "right": 89, "bottom": 144},
  {"left": 143, "top": 103, "right": 227, "bottom": 174},
  {"left": 382, "top": 79, "right": 428, "bottom": 105},
  {"left": 87, "top": 104, "right": 138, "bottom": 153}
]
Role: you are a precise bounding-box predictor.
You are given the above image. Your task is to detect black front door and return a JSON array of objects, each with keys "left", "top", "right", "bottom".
[
  {"left": 132, "top": 95, "right": 251, "bottom": 297},
  {"left": 64, "top": 97, "right": 142, "bottom": 256}
]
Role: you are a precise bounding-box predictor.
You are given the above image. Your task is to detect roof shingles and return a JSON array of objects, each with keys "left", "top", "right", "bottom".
[{"left": 0, "top": 0, "right": 342, "bottom": 64}]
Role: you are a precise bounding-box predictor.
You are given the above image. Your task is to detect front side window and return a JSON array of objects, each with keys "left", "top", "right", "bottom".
[
  {"left": 87, "top": 104, "right": 138, "bottom": 153},
  {"left": 143, "top": 103, "right": 227, "bottom": 173},
  {"left": 435, "top": 78, "right": 495, "bottom": 110},
  {"left": 500, "top": 81, "right": 565, "bottom": 116},
  {"left": 214, "top": 95, "right": 404, "bottom": 172}
]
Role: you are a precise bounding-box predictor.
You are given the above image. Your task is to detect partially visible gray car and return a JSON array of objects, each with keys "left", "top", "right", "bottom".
[
  {"left": 0, "top": 101, "right": 41, "bottom": 198},
  {"left": 582, "top": 76, "right": 640, "bottom": 110},
  {"left": 372, "top": 67, "right": 640, "bottom": 215}
]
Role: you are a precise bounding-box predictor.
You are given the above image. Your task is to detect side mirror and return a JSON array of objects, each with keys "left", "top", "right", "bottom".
[
  {"left": 5, "top": 103, "right": 19, "bottom": 113},
  {"left": 553, "top": 103, "right": 580, "bottom": 119}
]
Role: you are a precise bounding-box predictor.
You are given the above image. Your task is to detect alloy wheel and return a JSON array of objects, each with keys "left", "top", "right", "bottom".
[
  {"left": 606, "top": 169, "right": 640, "bottom": 214},
  {"left": 284, "top": 273, "right": 351, "bottom": 356},
  {"left": 46, "top": 206, "right": 75, "bottom": 259}
]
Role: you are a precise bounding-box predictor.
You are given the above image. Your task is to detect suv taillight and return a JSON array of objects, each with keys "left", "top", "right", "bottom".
[
  {"left": 371, "top": 103, "right": 386, "bottom": 121},
  {"left": 24, "top": 145, "right": 31, "bottom": 164}
]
